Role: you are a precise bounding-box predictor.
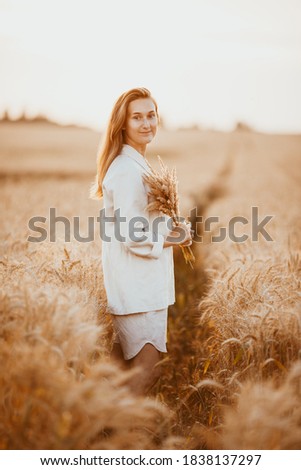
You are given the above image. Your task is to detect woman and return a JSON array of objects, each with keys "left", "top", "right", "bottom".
[{"left": 90, "top": 87, "right": 192, "bottom": 395}]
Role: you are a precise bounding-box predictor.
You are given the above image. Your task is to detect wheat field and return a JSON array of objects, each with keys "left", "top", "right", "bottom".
[{"left": 0, "top": 121, "right": 300, "bottom": 449}]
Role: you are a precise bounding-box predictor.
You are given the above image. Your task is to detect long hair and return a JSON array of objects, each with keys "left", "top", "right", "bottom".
[{"left": 89, "top": 87, "right": 159, "bottom": 200}]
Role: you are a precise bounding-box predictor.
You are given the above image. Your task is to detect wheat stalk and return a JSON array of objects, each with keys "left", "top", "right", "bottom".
[{"left": 143, "top": 155, "right": 195, "bottom": 269}]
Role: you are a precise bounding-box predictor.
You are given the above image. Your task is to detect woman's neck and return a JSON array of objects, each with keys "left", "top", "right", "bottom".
[{"left": 124, "top": 139, "right": 146, "bottom": 157}]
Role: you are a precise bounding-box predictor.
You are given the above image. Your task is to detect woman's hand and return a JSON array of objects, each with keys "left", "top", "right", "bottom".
[
  {"left": 181, "top": 238, "right": 193, "bottom": 246},
  {"left": 179, "top": 221, "right": 194, "bottom": 246},
  {"left": 163, "top": 221, "right": 193, "bottom": 248}
]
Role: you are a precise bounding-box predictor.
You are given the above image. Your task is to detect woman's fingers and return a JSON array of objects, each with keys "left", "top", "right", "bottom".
[
  {"left": 171, "top": 222, "right": 194, "bottom": 245},
  {"left": 181, "top": 239, "right": 192, "bottom": 246}
]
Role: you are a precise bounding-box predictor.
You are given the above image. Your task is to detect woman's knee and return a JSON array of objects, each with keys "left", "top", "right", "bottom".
[{"left": 151, "top": 361, "right": 162, "bottom": 383}]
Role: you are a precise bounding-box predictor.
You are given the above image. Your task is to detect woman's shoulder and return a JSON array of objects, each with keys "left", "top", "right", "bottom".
[
  {"left": 108, "top": 153, "right": 138, "bottom": 174},
  {"left": 103, "top": 154, "right": 139, "bottom": 185}
]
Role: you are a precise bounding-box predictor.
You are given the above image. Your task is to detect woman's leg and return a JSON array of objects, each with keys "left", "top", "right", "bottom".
[
  {"left": 110, "top": 342, "right": 129, "bottom": 369},
  {"left": 127, "top": 343, "right": 162, "bottom": 395}
]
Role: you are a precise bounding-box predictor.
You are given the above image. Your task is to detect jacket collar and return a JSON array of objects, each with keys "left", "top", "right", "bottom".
[{"left": 120, "top": 144, "right": 150, "bottom": 172}]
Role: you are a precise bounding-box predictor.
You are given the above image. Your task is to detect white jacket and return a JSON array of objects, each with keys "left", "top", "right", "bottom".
[{"left": 101, "top": 144, "right": 175, "bottom": 315}]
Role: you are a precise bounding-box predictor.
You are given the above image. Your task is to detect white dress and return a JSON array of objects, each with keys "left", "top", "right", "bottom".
[
  {"left": 101, "top": 144, "right": 175, "bottom": 359},
  {"left": 111, "top": 308, "right": 168, "bottom": 360}
]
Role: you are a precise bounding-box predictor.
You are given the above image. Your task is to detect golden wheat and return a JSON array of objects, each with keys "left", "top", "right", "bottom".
[
  {"left": 143, "top": 155, "right": 195, "bottom": 268},
  {"left": 1, "top": 123, "right": 300, "bottom": 449}
]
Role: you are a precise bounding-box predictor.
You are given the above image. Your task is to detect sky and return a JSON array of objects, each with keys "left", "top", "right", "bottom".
[{"left": 0, "top": 0, "right": 301, "bottom": 133}]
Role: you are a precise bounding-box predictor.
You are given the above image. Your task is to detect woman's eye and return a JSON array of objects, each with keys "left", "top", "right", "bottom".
[{"left": 132, "top": 115, "right": 156, "bottom": 120}]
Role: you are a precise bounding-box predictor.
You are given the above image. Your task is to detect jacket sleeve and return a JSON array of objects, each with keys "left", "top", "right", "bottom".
[{"left": 109, "top": 165, "right": 165, "bottom": 259}]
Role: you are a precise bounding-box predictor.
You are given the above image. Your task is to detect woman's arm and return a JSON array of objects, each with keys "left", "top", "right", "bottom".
[{"left": 107, "top": 162, "right": 166, "bottom": 259}]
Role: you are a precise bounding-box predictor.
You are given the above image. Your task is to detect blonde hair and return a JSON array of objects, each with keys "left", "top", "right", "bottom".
[{"left": 89, "top": 87, "right": 159, "bottom": 200}]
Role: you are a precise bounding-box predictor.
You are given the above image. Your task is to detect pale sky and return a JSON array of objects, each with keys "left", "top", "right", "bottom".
[{"left": 0, "top": 0, "right": 301, "bottom": 132}]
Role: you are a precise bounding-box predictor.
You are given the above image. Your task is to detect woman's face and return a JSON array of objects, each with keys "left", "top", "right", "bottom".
[{"left": 124, "top": 98, "right": 158, "bottom": 147}]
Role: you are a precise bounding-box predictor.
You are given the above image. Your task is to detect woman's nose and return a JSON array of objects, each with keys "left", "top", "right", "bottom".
[{"left": 142, "top": 118, "right": 150, "bottom": 128}]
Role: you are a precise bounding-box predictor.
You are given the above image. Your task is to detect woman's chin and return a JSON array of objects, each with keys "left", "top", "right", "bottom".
[{"left": 141, "top": 134, "right": 154, "bottom": 143}]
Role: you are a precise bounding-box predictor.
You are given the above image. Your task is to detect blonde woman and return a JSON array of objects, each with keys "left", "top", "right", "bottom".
[{"left": 90, "top": 87, "right": 192, "bottom": 395}]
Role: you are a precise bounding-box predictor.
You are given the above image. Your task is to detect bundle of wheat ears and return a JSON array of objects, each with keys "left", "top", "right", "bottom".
[{"left": 143, "top": 155, "right": 195, "bottom": 269}]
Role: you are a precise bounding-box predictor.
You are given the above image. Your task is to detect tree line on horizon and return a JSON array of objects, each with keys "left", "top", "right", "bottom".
[{"left": 0, "top": 109, "right": 255, "bottom": 132}]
